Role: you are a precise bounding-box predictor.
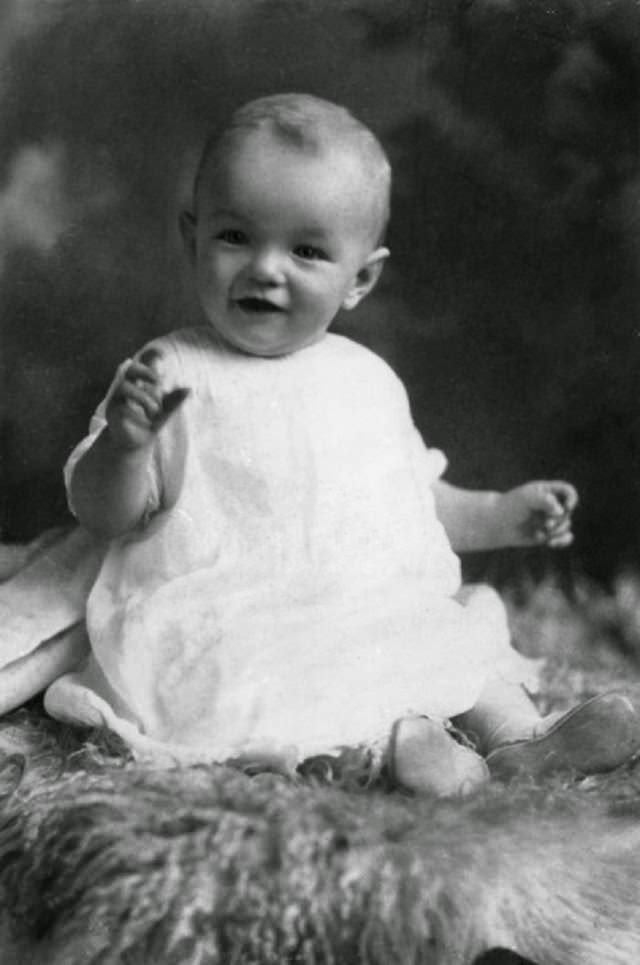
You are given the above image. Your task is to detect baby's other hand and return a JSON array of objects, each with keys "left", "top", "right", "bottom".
[
  {"left": 105, "top": 348, "right": 190, "bottom": 451},
  {"left": 502, "top": 480, "right": 578, "bottom": 548}
]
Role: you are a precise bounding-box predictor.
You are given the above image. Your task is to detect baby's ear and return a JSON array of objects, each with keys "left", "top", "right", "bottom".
[
  {"left": 342, "top": 246, "right": 390, "bottom": 310},
  {"left": 179, "top": 210, "right": 197, "bottom": 265}
]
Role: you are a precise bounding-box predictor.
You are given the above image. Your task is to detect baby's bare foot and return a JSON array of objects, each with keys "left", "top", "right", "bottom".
[{"left": 389, "top": 716, "right": 489, "bottom": 797}]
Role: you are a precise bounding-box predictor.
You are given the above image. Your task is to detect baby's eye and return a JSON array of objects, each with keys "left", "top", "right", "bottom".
[
  {"left": 216, "top": 229, "right": 248, "bottom": 245},
  {"left": 294, "top": 244, "right": 328, "bottom": 261}
]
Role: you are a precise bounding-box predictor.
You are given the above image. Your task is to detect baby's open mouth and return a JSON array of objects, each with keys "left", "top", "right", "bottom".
[{"left": 236, "top": 297, "right": 284, "bottom": 313}]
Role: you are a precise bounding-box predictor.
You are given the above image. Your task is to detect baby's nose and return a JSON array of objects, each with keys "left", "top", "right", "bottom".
[{"left": 248, "top": 248, "right": 285, "bottom": 285}]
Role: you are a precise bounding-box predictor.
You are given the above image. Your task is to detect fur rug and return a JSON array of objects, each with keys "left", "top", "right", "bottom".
[{"left": 0, "top": 705, "right": 639, "bottom": 965}]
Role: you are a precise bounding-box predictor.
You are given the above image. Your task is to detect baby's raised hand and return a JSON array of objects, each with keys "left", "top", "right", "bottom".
[
  {"left": 106, "top": 348, "right": 189, "bottom": 451},
  {"left": 501, "top": 480, "right": 578, "bottom": 548}
]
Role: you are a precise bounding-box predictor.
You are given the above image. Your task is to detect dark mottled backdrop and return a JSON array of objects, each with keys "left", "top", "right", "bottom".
[{"left": 1, "top": 0, "right": 639, "bottom": 581}]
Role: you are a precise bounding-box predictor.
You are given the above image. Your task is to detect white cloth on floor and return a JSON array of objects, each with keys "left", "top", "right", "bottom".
[
  {"left": 45, "top": 328, "right": 538, "bottom": 764},
  {"left": 0, "top": 527, "right": 100, "bottom": 713}
]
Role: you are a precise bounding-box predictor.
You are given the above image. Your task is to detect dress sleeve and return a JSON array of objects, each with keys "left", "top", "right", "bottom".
[
  {"left": 382, "top": 363, "right": 449, "bottom": 488},
  {"left": 63, "top": 357, "right": 163, "bottom": 523},
  {"left": 410, "top": 427, "right": 448, "bottom": 487}
]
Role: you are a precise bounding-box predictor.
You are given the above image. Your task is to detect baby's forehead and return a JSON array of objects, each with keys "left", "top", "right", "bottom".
[
  {"left": 200, "top": 128, "right": 367, "bottom": 193},
  {"left": 196, "top": 129, "right": 383, "bottom": 234}
]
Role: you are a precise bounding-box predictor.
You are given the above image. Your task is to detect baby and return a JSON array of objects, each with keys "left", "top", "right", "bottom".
[{"left": 44, "top": 93, "right": 640, "bottom": 794}]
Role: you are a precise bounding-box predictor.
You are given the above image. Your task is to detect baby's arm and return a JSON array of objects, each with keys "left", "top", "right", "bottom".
[
  {"left": 433, "top": 479, "right": 578, "bottom": 553},
  {"left": 68, "top": 349, "right": 189, "bottom": 538}
]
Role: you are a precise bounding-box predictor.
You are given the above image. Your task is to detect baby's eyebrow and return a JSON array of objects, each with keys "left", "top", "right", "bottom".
[
  {"left": 298, "top": 225, "right": 331, "bottom": 241},
  {"left": 207, "top": 207, "right": 242, "bottom": 221}
]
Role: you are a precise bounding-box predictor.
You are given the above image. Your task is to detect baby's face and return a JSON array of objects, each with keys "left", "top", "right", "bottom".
[{"left": 183, "top": 130, "right": 386, "bottom": 357}]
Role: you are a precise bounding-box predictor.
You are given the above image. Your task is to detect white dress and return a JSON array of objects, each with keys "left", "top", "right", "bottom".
[{"left": 45, "top": 328, "right": 535, "bottom": 764}]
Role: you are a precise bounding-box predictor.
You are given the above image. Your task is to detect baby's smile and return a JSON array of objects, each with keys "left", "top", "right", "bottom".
[{"left": 235, "top": 296, "right": 286, "bottom": 314}]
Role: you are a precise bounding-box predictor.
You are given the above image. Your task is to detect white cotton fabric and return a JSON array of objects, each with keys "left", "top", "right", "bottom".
[
  {"left": 46, "top": 328, "right": 536, "bottom": 765},
  {"left": 0, "top": 527, "right": 97, "bottom": 716}
]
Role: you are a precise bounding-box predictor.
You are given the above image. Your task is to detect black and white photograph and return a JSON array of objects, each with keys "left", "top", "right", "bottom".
[{"left": 0, "top": 1, "right": 639, "bottom": 961}]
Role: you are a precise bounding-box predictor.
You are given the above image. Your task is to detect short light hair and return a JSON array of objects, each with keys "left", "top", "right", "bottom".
[{"left": 192, "top": 92, "right": 392, "bottom": 244}]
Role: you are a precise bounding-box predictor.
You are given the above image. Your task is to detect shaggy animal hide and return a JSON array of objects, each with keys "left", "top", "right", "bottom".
[{"left": 0, "top": 708, "right": 639, "bottom": 965}]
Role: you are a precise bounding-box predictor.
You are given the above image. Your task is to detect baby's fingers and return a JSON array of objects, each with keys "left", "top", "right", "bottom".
[
  {"left": 536, "top": 513, "right": 574, "bottom": 548},
  {"left": 118, "top": 379, "right": 163, "bottom": 422},
  {"left": 156, "top": 387, "right": 190, "bottom": 424},
  {"left": 543, "top": 512, "right": 573, "bottom": 535},
  {"left": 131, "top": 350, "right": 190, "bottom": 423},
  {"left": 161, "top": 387, "right": 190, "bottom": 416},
  {"left": 546, "top": 529, "right": 574, "bottom": 548},
  {"left": 124, "top": 359, "right": 160, "bottom": 388},
  {"left": 138, "top": 347, "right": 162, "bottom": 369},
  {"left": 110, "top": 349, "right": 190, "bottom": 437},
  {"left": 546, "top": 480, "right": 579, "bottom": 514}
]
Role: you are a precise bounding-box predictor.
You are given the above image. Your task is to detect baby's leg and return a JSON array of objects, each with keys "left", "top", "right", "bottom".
[{"left": 452, "top": 676, "right": 549, "bottom": 755}]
